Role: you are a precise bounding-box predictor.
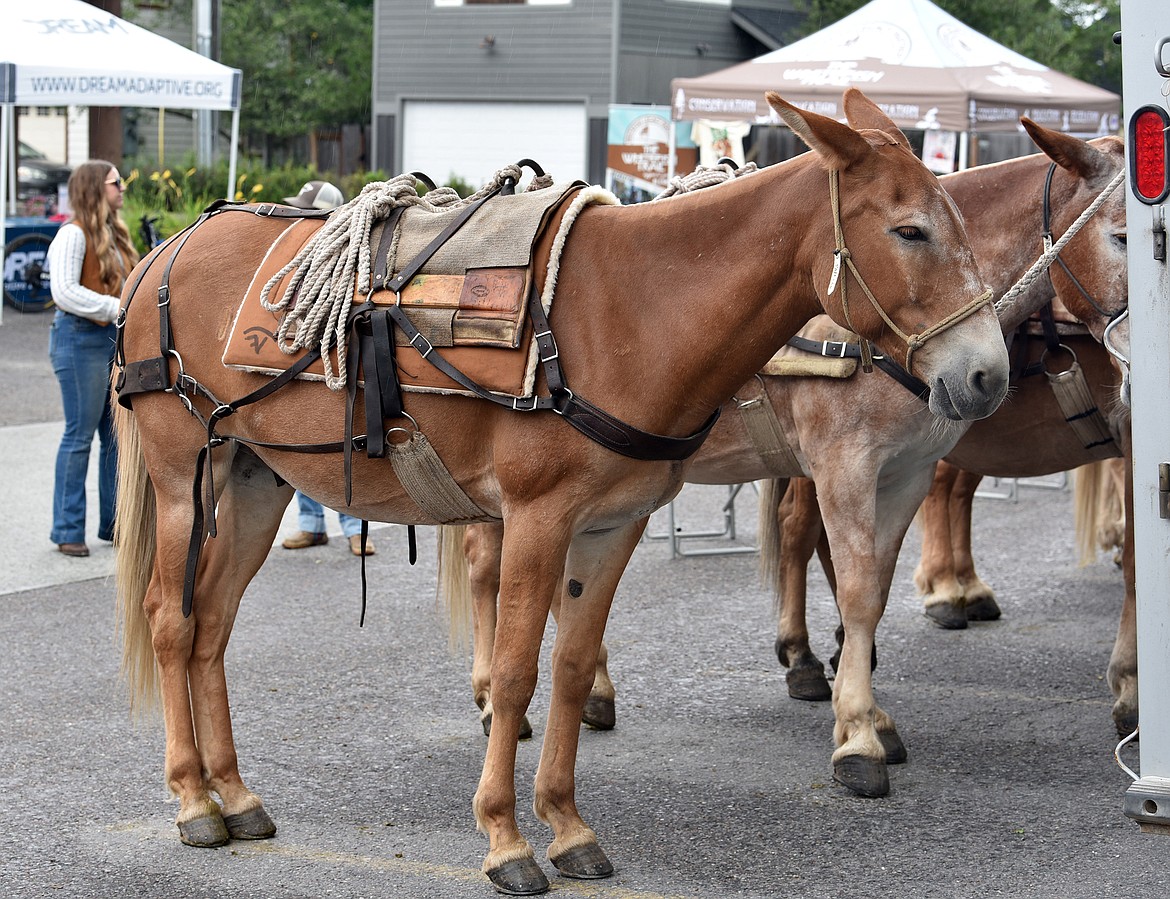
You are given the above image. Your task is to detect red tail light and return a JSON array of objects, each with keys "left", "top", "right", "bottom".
[{"left": 1129, "top": 105, "right": 1169, "bottom": 204}]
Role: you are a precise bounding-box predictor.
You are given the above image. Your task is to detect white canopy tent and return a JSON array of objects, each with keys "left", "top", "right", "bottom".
[
  {"left": 1, "top": 0, "right": 242, "bottom": 317},
  {"left": 671, "top": 0, "right": 1120, "bottom": 171}
]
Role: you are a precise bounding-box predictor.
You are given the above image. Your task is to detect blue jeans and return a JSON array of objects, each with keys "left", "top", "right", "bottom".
[
  {"left": 49, "top": 312, "right": 117, "bottom": 545},
  {"left": 296, "top": 490, "right": 362, "bottom": 538}
]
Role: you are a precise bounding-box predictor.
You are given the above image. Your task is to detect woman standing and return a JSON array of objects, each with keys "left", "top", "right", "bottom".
[{"left": 46, "top": 160, "right": 139, "bottom": 557}]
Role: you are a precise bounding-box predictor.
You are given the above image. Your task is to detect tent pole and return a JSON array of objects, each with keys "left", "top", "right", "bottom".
[
  {"left": 1, "top": 103, "right": 8, "bottom": 326},
  {"left": 4, "top": 106, "right": 14, "bottom": 216},
  {"left": 668, "top": 121, "right": 677, "bottom": 181},
  {"left": 226, "top": 108, "right": 240, "bottom": 201}
]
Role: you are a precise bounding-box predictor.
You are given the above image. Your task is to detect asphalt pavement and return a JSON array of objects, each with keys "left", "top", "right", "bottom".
[{"left": 1, "top": 305, "right": 1167, "bottom": 898}]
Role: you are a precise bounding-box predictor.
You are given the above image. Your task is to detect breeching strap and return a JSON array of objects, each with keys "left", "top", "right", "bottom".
[{"left": 825, "top": 168, "right": 992, "bottom": 375}]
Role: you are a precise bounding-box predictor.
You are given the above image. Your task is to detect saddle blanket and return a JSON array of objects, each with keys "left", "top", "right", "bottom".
[
  {"left": 222, "top": 181, "right": 591, "bottom": 397},
  {"left": 762, "top": 316, "right": 859, "bottom": 379}
]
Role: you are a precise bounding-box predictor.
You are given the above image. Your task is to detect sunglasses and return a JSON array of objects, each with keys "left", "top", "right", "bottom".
[{"left": 105, "top": 176, "right": 125, "bottom": 189}]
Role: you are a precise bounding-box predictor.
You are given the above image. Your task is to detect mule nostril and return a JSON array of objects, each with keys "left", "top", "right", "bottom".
[{"left": 970, "top": 369, "right": 986, "bottom": 396}]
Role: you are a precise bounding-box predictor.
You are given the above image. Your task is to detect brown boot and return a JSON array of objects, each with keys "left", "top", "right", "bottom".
[
  {"left": 348, "top": 535, "right": 376, "bottom": 556},
  {"left": 282, "top": 531, "right": 328, "bottom": 549}
]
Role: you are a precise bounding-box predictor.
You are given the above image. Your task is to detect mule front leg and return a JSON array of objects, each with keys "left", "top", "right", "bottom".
[
  {"left": 474, "top": 515, "right": 566, "bottom": 895},
  {"left": 814, "top": 475, "right": 889, "bottom": 798},
  {"left": 548, "top": 559, "right": 620, "bottom": 732},
  {"left": 535, "top": 521, "right": 645, "bottom": 881}
]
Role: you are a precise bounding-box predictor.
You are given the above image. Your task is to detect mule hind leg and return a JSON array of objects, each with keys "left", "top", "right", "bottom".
[
  {"left": 1108, "top": 451, "right": 1138, "bottom": 738},
  {"left": 185, "top": 446, "right": 293, "bottom": 840},
  {"left": 139, "top": 428, "right": 291, "bottom": 847},
  {"left": 914, "top": 462, "right": 971, "bottom": 629},
  {"left": 772, "top": 479, "right": 834, "bottom": 701},
  {"left": 947, "top": 468, "right": 1001, "bottom": 622}
]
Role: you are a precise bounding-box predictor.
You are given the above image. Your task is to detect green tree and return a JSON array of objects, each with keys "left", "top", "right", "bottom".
[
  {"left": 220, "top": 0, "right": 373, "bottom": 160},
  {"left": 793, "top": 0, "right": 1120, "bottom": 94}
]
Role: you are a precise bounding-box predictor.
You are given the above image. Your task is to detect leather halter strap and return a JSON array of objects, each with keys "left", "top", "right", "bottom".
[
  {"left": 825, "top": 168, "right": 992, "bottom": 375},
  {"left": 1041, "top": 162, "right": 1125, "bottom": 323}
]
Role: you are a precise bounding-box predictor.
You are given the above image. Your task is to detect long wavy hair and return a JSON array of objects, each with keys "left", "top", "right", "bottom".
[{"left": 67, "top": 160, "right": 140, "bottom": 295}]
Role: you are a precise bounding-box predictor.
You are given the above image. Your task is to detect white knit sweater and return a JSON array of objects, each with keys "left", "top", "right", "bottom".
[{"left": 46, "top": 223, "right": 121, "bottom": 323}]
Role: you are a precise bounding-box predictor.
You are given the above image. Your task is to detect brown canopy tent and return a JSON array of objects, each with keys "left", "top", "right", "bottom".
[{"left": 670, "top": 0, "right": 1120, "bottom": 169}]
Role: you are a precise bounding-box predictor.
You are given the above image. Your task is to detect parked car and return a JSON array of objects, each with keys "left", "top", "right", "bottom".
[{"left": 17, "top": 140, "right": 71, "bottom": 201}]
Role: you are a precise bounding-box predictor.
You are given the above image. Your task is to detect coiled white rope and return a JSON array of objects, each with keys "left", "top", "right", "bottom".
[
  {"left": 260, "top": 163, "right": 552, "bottom": 389},
  {"left": 655, "top": 160, "right": 759, "bottom": 199}
]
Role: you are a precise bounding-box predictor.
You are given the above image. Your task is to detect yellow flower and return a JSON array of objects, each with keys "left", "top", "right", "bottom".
[{"left": 251, "top": 184, "right": 263, "bottom": 194}]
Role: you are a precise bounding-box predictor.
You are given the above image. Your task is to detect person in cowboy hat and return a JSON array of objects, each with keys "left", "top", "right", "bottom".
[{"left": 279, "top": 180, "right": 375, "bottom": 556}]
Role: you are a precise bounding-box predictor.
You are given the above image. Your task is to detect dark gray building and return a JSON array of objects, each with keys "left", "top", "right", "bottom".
[{"left": 372, "top": 0, "right": 801, "bottom": 187}]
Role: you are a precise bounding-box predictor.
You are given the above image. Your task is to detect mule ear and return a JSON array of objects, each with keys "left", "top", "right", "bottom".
[
  {"left": 842, "top": 87, "right": 912, "bottom": 152},
  {"left": 1021, "top": 117, "right": 1113, "bottom": 181},
  {"left": 767, "top": 90, "right": 872, "bottom": 170}
]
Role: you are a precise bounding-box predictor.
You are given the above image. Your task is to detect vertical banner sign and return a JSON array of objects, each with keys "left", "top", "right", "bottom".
[{"left": 606, "top": 105, "right": 698, "bottom": 204}]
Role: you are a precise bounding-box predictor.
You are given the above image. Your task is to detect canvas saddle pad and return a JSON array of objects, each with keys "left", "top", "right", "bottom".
[
  {"left": 762, "top": 316, "right": 859, "bottom": 379},
  {"left": 223, "top": 182, "right": 584, "bottom": 396}
]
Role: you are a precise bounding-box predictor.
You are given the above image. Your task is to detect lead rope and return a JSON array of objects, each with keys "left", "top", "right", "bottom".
[{"left": 826, "top": 168, "right": 992, "bottom": 375}]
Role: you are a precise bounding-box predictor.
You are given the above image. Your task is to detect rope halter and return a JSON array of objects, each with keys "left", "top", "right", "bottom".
[{"left": 825, "top": 168, "right": 992, "bottom": 375}]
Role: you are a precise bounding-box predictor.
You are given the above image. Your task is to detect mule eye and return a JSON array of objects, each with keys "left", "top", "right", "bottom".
[
  {"left": 1115, "top": 233, "right": 1127, "bottom": 247},
  {"left": 894, "top": 226, "right": 925, "bottom": 241}
]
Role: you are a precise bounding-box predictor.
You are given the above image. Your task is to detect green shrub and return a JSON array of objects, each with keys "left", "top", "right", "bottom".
[{"left": 119, "top": 155, "right": 466, "bottom": 255}]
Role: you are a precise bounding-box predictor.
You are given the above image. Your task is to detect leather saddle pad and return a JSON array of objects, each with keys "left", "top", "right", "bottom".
[{"left": 223, "top": 184, "right": 582, "bottom": 396}]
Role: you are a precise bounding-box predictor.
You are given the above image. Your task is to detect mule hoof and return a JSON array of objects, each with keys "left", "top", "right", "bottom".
[
  {"left": 1113, "top": 706, "right": 1139, "bottom": 741},
  {"left": 965, "top": 595, "right": 1002, "bottom": 621},
  {"left": 878, "top": 729, "right": 908, "bottom": 765},
  {"left": 486, "top": 857, "right": 549, "bottom": 895},
  {"left": 582, "top": 696, "right": 616, "bottom": 730},
  {"left": 786, "top": 664, "right": 832, "bottom": 702},
  {"left": 178, "top": 812, "right": 230, "bottom": 848},
  {"left": 482, "top": 712, "right": 534, "bottom": 741},
  {"left": 550, "top": 842, "right": 614, "bottom": 880},
  {"left": 832, "top": 755, "right": 890, "bottom": 798},
  {"left": 925, "top": 602, "right": 968, "bottom": 630},
  {"left": 223, "top": 805, "right": 277, "bottom": 840}
]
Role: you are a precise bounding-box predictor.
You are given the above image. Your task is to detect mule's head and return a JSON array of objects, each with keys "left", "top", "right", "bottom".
[
  {"left": 1021, "top": 119, "right": 1128, "bottom": 343},
  {"left": 766, "top": 88, "right": 1008, "bottom": 421}
]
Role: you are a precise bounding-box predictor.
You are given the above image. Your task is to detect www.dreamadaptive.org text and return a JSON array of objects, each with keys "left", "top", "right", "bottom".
[{"left": 29, "top": 75, "right": 225, "bottom": 98}]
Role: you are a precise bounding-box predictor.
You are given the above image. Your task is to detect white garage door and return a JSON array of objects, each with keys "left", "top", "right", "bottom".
[{"left": 402, "top": 101, "right": 587, "bottom": 190}]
